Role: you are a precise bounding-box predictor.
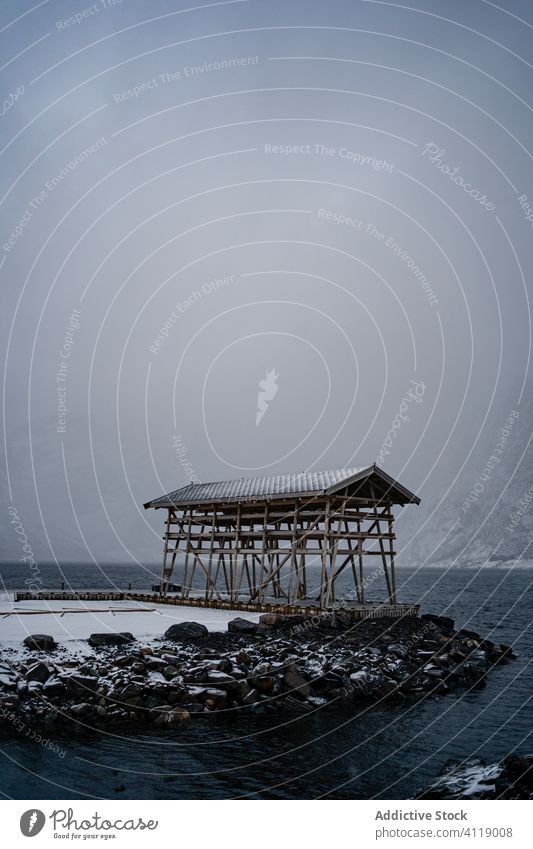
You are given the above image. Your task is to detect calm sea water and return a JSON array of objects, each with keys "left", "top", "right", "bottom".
[{"left": 0, "top": 563, "right": 531, "bottom": 799}]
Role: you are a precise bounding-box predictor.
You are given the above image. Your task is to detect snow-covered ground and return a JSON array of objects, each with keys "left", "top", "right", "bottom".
[
  {"left": 414, "top": 558, "right": 533, "bottom": 570},
  {"left": 0, "top": 598, "right": 261, "bottom": 653}
]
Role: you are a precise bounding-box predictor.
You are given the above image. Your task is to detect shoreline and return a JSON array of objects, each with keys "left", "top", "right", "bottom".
[{"left": 0, "top": 612, "right": 516, "bottom": 735}]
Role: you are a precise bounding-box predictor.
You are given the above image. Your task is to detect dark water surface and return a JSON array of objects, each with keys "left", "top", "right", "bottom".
[{"left": 0, "top": 564, "right": 531, "bottom": 799}]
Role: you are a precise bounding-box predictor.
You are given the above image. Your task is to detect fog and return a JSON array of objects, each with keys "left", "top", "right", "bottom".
[{"left": 1, "top": 0, "right": 532, "bottom": 568}]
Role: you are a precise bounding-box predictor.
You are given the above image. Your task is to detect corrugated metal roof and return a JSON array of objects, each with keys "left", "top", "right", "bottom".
[{"left": 144, "top": 465, "right": 420, "bottom": 508}]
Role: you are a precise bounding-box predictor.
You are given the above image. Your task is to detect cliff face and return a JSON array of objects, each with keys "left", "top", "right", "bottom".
[{"left": 396, "top": 401, "right": 533, "bottom": 567}]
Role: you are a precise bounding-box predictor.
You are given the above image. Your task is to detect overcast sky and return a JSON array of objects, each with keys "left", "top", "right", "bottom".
[{"left": 1, "top": 0, "right": 532, "bottom": 566}]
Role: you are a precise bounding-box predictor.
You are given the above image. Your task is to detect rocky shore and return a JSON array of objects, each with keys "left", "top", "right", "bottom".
[
  {"left": 415, "top": 754, "right": 533, "bottom": 799},
  {"left": 0, "top": 612, "right": 515, "bottom": 733}
]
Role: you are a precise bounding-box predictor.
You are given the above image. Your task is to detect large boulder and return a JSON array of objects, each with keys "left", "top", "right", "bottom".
[
  {"left": 23, "top": 634, "right": 57, "bottom": 652},
  {"left": 228, "top": 617, "right": 258, "bottom": 634},
  {"left": 88, "top": 632, "right": 134, "bottom": 648},
  {"left": 163, "top": 622, "right": 208, "bottom": 640}
]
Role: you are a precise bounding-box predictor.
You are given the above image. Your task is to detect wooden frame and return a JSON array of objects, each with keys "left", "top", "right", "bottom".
[{"left": 157, "top": 489, "right": 399, "bottom": 608}]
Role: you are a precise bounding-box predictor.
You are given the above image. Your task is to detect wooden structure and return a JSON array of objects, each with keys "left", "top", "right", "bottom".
[{"left": 144, "top": 465, "right": 420, "bottom": 610}]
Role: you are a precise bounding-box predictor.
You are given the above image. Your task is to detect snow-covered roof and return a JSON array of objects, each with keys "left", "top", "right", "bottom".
[{"left": 144, "top": 465, "right": 420, "bottom": 509}]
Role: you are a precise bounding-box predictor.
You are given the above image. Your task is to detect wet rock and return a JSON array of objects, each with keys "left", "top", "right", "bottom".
[
  {"left": 42, "top": 678, "right": 67, "bottom": 699},
  {"left": 254, "top": 676, "right": 274, "bottom": 695},
  {"left": 206, "top": 670, "right": 240, "bottom": 691},
  {"left": 153, "top": 706, "right": 190, "bottom": 727},
  {"left": 70, "top": 703, "right": 92, "bottom": 717},
  {"left": 284, "top": 663, "right": 310, "bottom": 698},
  {"left": 163, "top": 665, "right": 180, "bottom": 679},
  {"left": 466, "top": 649, "right": 489, "bottom": 670},
  {"left": 259, "top": 613, "right": 304, "bottom": 628},
  {"left": 499, "top": 644, "right": 517, "bottom": 660},
  {"left": 25, "top": 662, "right": 50, "bottom": 684},
  {"left": 421, "top": 614, "right": 455, "bottom": 632},
  {"left": 88, "top": 632, "right": 135, "bottom": 648},
  {"left": 374, "top": 680, "right": 400, "bottom": 699},
  {"left": 182, "top": 702, "right": 205, "bottom": 713},
  {"left": 59, "top": 673, "right": 100, "bottom": 696},
  {"left": 23, "top": 634, "right": 57, "bottom": 652},
  {"left": 0, "top": 671, "right": 17, "bottom": 689},
  {"left": 145, "top": 656, "right": 169, "bottom": 670},
  {"left": 119, "top": 682, "right": 143, "bottom": 700},
  {"left": 0, "top": 692, "right": 20, "bottom": 710},
  {"left": 114, "top": 655, "right": 136, "bottom": 668},
  {"left": 163, "top": 622, "right": 208, "bottom": 640},
  {"left": 140, "top": 646, "right": 154, "bottom": 656},
  {"left": 203, "top": 688, "right": 228, "bottom": 709},
  {"left": 387, "top": 643, "right": 408, "bottom": 658}
]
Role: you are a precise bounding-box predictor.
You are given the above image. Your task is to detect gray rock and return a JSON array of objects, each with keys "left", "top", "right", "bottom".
[
  {"left": 23, "top": 634, "right": 57, "bottom": 652},
  {"left": 163, "top": 622, "right": 208, "bottom": 640},
  {"left": 228, "top": 617, "right": 259, "bottom": 634}
]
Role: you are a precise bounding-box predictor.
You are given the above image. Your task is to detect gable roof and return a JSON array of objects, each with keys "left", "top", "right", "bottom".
[{"left": 144, "top": 465, "right": 420, "bottom": 509}]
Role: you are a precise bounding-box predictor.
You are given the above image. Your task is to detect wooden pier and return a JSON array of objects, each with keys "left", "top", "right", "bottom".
[{"left": 13, "top": 590, "right": 419, "bottom": 619}]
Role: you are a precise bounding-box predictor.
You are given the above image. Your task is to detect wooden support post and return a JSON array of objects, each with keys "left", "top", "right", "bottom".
[
  {"left": 319, "top": 498, "right": 331, "bottom": 607},
  {"left": 370, "top": 485, "right": 393, "bottom": 602},
  {"left": 160, "top": 508, "right": 171, "bottom": 595},
  {"left": 357, "top": 517, "right": 365, "bottom": 604},
  {"left": 388, "top": 509, "right": 397, "bottom": 604},
  {"left": 206, "top": 507, "right": 216, "bottom": 599},
  {"left": 230, "top": 503, "right": 241, "bottom": 602}
]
